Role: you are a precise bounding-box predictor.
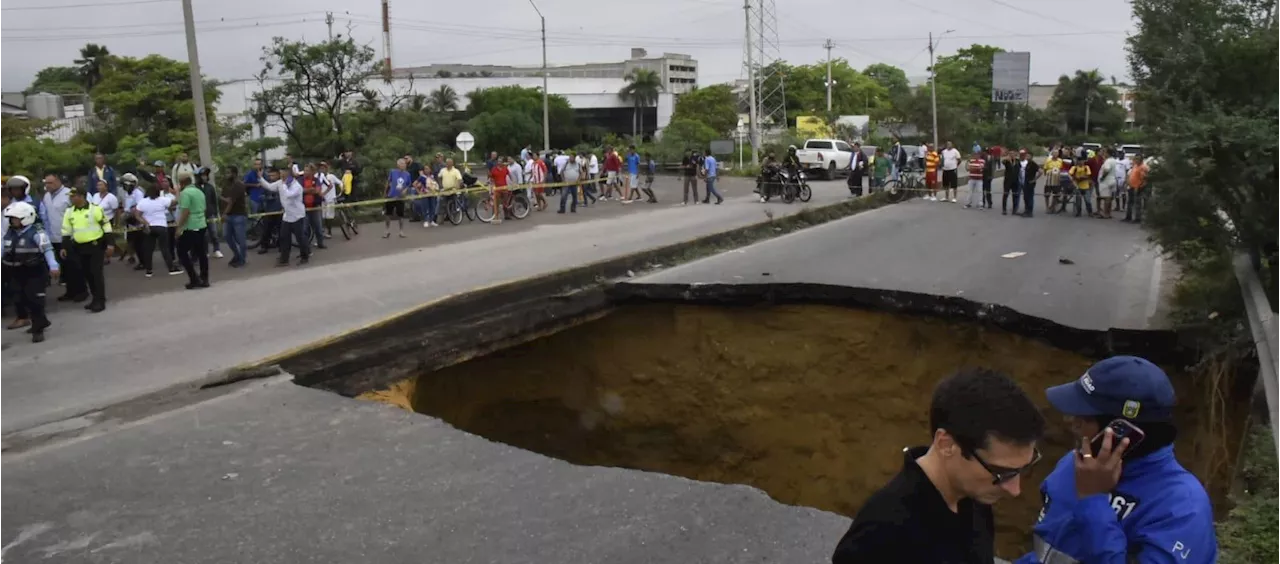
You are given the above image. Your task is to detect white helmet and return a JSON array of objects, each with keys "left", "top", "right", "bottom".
[
  {"left": 120, "top": 172, "right": 139, "bottom": 186},
  {"left": 4, "top": 201, "right": 37, "bottom": 227},
  {"left": 5, "top": 175, "right": 31, "bottom": 196}
]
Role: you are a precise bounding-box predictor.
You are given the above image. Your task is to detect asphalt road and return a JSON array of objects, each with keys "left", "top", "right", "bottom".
[
  {"left": 634, "top": 194, "right": 1169, "bottom": 331},
  {"left": 1, "top": 175, "right": 850, "bottom": 435}
]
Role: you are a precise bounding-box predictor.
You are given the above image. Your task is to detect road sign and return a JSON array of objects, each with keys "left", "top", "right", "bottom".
[
  {"left": 455, "top": 132, "right": 475, "bottom": 152},
  {"left": 709, "top": 140, "right": 734, "bottom": 156},
  {"left": 991, "top": 52, "right": 1031, "bottom": 103}
]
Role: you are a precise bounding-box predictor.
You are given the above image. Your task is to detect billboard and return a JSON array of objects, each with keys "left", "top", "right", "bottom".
[{"left": 991, "top": 52, "right": 1031, "bottom": 103}]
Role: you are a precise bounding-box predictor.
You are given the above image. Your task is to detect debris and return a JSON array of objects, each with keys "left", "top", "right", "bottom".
[
  {"left": 761, "top": 272, "right": 771, "bottom": 277},
  {"left": 221, "top": 473, "right": 239, "bottom": 481},
  {"left": 1058, "top": 257, "right": 1075, "bottom": 265},
  {"left": 1208, "top": 311, "right": 1219, "bottom": 320},
  {"left": 1001, "top": 251, "right": 1027, "bottom": 259},
  {"left": 626, "top": 270, "right": 635, "bottom": 278}
]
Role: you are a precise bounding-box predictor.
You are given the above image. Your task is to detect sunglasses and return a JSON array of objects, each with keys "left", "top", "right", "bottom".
[{"left": 970, "top": 447, "right": 1042, "bottom": 485}]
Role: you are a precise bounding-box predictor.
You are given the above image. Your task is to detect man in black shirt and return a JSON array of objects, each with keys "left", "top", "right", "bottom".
[{"left": 833, "top": 367, "right": 1046, "bottom": 563}]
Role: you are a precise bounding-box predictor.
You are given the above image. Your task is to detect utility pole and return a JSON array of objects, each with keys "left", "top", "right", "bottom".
[
  {"left": 326, "top": 11, "right": 334, "bottom": 40},
  {"left": 926, "top": 29, "right": 953, "bottom": 151},
  {"left": 529, "top": 0, "right": 549, "bottom": 152},
  {"left": 181, "top": 0, "right": 213, "bottom": 168},
  {"left": 744, "top": 0, "right": 758, "bottom": 165},
  {"left": 380, "top": 0, "right": 392, "bottom": 82},
  {"left": 824, "top": 38, "right": 834, "bottom": 113}
]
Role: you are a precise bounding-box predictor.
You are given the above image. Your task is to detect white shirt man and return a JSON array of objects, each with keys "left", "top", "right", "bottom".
[
  {"left": 89, "top": 190, "right": 120, "bottom": 222},
  {"left": 41, "top": 182, "right": 72, "bottom": 245},
  {"left": 588, "top": 154, "right": 600, "bottom": 176},
  {"left": 941, "top": 146, "right": 962, "bottom": 171},
  {"left": 553, "top": 153, "right": 570, "bottom": 177},
  {"left": 262, "top": 175, "right": 305, "bottom": 223}
]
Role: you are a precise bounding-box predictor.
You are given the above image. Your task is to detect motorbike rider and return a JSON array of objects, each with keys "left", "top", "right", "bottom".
[
  {"left": 1016, "top": 356, "right": 1217, "bottom": 564},
  {"left": 5, "top": 176, "right": 48, "bottom": 228},
  {"left": 756, "top": 151, "right": 781, "bottom": 201},
  {"left": 3, "top": 202, "right": 60, "bottom": 343}
]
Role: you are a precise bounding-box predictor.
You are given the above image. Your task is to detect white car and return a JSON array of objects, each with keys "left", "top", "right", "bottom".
[{"left": 795, "top": 139, "right": 855, "bottom": 179}]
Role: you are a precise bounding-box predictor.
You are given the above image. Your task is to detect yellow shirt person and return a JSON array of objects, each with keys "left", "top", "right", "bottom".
[{"left": 1070, "top": 164, "right": 1093, "bottom": 190}]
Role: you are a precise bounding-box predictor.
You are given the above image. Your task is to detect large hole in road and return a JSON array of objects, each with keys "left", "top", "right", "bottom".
[{"left": 359, "top": 302, "right": 1249, "bottom": 558}]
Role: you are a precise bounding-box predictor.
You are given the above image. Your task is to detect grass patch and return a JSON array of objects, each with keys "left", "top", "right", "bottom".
[{"left": 1217, "top": 424, "right": 1278, "bottom": 564}]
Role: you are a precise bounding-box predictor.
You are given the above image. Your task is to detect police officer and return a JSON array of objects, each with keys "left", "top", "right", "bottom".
[
  {"left": 3, "top": 202, "right": 60, "bottom": 342},
  {"left": 1017, "top": 356, "right": 1217, "bottom": 564},
  {"left": 60, "top": 188, "right": 114, "bottom": 313}
]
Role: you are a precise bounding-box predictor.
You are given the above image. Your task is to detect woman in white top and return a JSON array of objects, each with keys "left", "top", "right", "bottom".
[
  {"left": 89, "top": 179, "right": 120, "bottom": 264},
  {"left": 132, "top": 183, "right": 180, "bottom": 277},
  {"left": 1096, "top": 148, "right": 1119, "bottom": 219}
]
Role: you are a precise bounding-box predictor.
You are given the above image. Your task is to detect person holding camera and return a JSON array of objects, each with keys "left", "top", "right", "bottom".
[{"left": 1016, "top": 356, "right": 1217, "bottom": 564}]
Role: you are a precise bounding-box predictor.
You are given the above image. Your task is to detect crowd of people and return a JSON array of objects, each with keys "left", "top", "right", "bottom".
[
  {"left": 832, "top": 356, "right": 1218, "bottom": 563},
  {"left": 878, "top": 139, "right": 1152, "bottom": 221}
]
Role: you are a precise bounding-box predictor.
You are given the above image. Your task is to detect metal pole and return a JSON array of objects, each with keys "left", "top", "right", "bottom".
[
  {"left": 928, "top": 32, "right": 939, "bottom": 151},
  {"left": 326, "top": 11, "right": 334, "bottom": 40},
  {"left": 744, "top": 0, "right": 758, "bottom": 166},
  {"left": 824, "top": 39, "right": 834, "bottom": 113},
  {"left": 181, "top": 0, "right": 213, "bottom": 168},
  {"left": 529, "top": 0, "right": 549, "bottom": 152}
]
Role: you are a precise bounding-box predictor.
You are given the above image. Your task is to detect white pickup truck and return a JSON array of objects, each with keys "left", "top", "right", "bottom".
[{"left": 794, "top": 139, "right": 854, "bottom": 179}]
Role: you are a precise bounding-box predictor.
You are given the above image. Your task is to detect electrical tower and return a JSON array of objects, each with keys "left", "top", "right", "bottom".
[{"left": 741, "top": 0, "right": 785, "bottom": 163}]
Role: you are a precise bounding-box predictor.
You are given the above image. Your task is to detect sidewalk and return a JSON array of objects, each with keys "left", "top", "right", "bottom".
[{"left": 1, "top": 177, "right": 854, "bottom": 434}]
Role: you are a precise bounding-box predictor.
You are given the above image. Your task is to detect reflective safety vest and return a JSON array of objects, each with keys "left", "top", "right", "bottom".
[
  {"left": 2, "top": 225, "right": 52, "bottom": 268},
  {"left": 61, "top": 203, "right": 111, "bottom": 244}
]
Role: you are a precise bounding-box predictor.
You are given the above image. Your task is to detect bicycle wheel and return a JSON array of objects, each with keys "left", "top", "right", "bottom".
[
  {"left": 463, "top": 195, "right": 476, "bottom": 222},
  {"left": 347, "top": 213, "right": 359, "bottom": 235},
  {"left": 475, "top": 195, "right": 496, "bottom": 223},
  {"left": 338, "top": 210, "right": 352, "bottom": 240},
  {"left": 798, "top": 183, "right": 812, "bottom": 202},
  {"left": 883, "top": 180, "right": 907, "bottom": 203},
  {"left": 511, "top": 193, "right": 531, "bottom": 219},
  {"left": 445, "top": 199, "right": 463, "bottom": 225},
  {"left": 246, "top": 219, "right": 263, "bottom": 249}
]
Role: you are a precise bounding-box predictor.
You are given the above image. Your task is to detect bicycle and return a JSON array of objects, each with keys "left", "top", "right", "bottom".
[
  {"left": 882, "top": 169, "right": 925, "bottom": 203},
  {"left": 475, "top": 187, "right": 531, "bottom": 222},
  {"left": 442, "top": 191, "right": 476, "bottom": 225},
  {"left": 335, "top": 205, "right": 359, "bottom": 240}
]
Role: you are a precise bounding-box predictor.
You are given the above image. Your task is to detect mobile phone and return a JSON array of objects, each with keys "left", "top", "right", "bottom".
[{"left": 1088, "top": 419, "right": 1146, "bottom": 458}]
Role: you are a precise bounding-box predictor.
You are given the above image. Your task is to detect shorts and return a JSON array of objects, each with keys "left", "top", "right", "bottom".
[
  {"left": 1044, "top": 183, "right": 1061, "bottom": 195},
  {"left": 942, "top": 169, "right": 958, "bottom": 189},
  {"left": 322, "top": 201, "right": 335, "bottom": 219},
  {"left": 607, "top": 171, "right": 618, "bottom": 186},
  {"left": 925, "top": 171, "right": 938, "bottom": 188},
  {"left": 1097, "top": 181, "right": 1115, "bottom": 199},
  {"left": 629, "top": 173, "right": 639, "bottom": 189},
  {"left": 383, "top": 200, "right": 405, "bottom": 218}
]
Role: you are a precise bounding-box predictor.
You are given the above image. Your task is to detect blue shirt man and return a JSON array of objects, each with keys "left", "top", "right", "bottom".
[
  {"left": 703, "top": 155, "right": 718, "bottom": 178},
  {"left": 1017, "top": 356, "right": 1217, "bottom": 564},
  {"left": 387, "top": 168, "right": 411, "bottom": 198},
  {"left": 626, "top": 151, "right": 640, "bottom": 176}
]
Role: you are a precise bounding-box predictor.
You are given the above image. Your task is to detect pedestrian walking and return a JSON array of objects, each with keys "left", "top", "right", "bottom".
[
  {"left": 174, "top": 172, "right": 211, "bottom": 289},
  {"left": 701, "top": 150, "right": 723, "bottom": 205},
  {"left": 384, "top": 158, "right": 410, "bottom": 238},
  {"left": 680, "top": 150, "right": 700, "bottom": 205},
  {"left": 133, "top": 182, "right": 181, "bottom": 277},
  {"left": 60, "top": 188, "right": 114, "bottom": 311},
  {"left": 262, "top": 166, "right": 310, "bottom": 266},
  {"left": 220, "top": 165, "right": 249, "bottom": 267},
  {"left": 195, "top": 167, "right": 224, "bottom": 259},
  {"left": 3, "top": 202, "right": 59, "bottom": 342}
]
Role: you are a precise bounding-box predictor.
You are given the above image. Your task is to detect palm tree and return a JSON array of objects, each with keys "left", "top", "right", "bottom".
[
  {"left": 75, "top": 43, "right": 111, "bottom": 92},
  {"left": 1075, "top": 69, "right": 1104, "bottom": 135},
  {"left": 408, "top": 93, "right": 428, "bottom": 112},
  {"left": 428, "top": 85, "right": 459, "bottom": 113},
  {"left": 619, "top": 68, "right": 662, "bottom": 139}
]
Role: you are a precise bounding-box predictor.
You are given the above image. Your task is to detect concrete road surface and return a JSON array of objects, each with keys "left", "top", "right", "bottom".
[{"left": 633, "top": 196, "right": 1170, "bottom": 331}]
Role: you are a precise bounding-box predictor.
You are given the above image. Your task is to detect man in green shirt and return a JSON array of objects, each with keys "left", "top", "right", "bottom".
[{"left": 174, "top": 171, "right": 210, "bottom": 289}]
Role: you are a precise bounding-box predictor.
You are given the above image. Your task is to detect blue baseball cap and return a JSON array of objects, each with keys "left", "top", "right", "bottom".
[{"left": 1045, "top": 356, "right": 1176, "bottom": 422}]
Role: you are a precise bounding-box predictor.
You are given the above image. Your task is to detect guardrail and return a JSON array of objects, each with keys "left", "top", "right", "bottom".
[{"left": 1233, "top": 253, "right": 1278, "bottom": 455}]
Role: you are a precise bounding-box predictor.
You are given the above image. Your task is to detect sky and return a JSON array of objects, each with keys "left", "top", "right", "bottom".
[{"left": 0, "top": 0, "right": 1137, "bottom": 93}]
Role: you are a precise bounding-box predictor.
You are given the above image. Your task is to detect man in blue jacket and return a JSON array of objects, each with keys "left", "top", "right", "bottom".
[{"left": 1017, "top": 356, "right": 1217, "bottom": 564}]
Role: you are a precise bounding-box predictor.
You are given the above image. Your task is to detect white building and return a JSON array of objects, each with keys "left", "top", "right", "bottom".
[{"left": 396, "top": 48, "right": 699, "bottom": 95}]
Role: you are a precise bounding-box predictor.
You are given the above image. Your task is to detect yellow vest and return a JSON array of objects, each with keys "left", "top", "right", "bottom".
[
  {"left": 62, "top": 204, "right": 111, "bottom": 244},
  {"left": 342, "top": 171, "right": 353, "bottom": 195}
]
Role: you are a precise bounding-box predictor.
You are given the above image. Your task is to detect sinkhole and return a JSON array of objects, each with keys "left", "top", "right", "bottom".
[{"left": 341, "top": 292, "right": 1250, "bottom": 558}]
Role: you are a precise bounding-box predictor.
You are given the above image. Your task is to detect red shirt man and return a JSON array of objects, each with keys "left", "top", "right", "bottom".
[
  {"left": 490, "top": 162, "right": 509, "bottom": 189},
  {"left": 967, "top": 155, "right": 985, "bottom": 180},
  {"left": 604, "top": 151, "right": 622, "bottom": 172}
]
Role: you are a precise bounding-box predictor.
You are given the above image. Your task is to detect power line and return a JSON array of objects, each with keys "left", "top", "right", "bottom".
[
  {"left": 1, "top": 19, "right": 314, "bottom": 42},
  {"left": 1, "top": 11, "right": 326, "bottom": 33},
  {"left": 2, "top": 0, "right": 173, "bottom": 11}
]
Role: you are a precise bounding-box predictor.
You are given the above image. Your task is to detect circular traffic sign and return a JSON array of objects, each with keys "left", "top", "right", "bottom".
[{"left": 455, "top": 132, "right": 475, "bottom": 152}]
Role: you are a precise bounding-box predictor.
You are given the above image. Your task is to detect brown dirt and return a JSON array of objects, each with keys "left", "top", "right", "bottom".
[{"left": 361, "top": 303, "right": 1247, "bottom": 559}]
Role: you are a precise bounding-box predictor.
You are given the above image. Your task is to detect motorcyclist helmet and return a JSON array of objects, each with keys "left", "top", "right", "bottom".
[
  {"left": 4, "top": 201, "right": 37, "bottom": 227},
  {"left": 788, "top": 145, "right": 797, "bottom": 152},
  {"left": 120, "top": 173, "right": 139, "bottom": 187},
  {"left": 6, "top": 175, "right": 31, "bottom": 196}
]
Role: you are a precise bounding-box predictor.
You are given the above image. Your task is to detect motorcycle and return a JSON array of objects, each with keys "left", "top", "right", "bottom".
[{"left": 756, "top": 166, "right": 812, "bottom": 204}]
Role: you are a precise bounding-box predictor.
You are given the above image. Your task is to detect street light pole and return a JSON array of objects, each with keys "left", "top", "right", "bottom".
[
  {"left": 181, "top": 0, "right": 213, "bottom": 168},
  {"left": 927, "top": 29, "right": 953, "bottom": 151},
  {"left": 529, "top": 0, "right": 549, "bottom": 152},
  {"left": 823, "top": 38, "right": 834, "bottom": 113}
]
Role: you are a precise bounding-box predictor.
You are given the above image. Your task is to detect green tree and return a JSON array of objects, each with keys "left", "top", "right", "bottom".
[
  {"left": 669, "top": 84, "right": 738, "bottom": 135},
  {"left": 464, "top": 85, "right": 576, "bottom": 147},
  {"left": 1, "top": 117, "right": 93, "bottom": 178},
  {"left": 659, "top": 118, "right": 718, "bottom": 157},
  {"left": 82, "top": 54, "right": 220, "bottom": 159},
  {"left": 862, "top": 63, "right": 911, "bottom": 99},
  {"left": 760, "top": 60, "right": 890, "bottom": 120},
  {"left": 25, "top": 66, "right": 82, "bottom": 95},
  {"left": 1128, "top": 0, "right": 1278, "bottom": 306},
  {"left": 428, "top": 84, "right": 459, "bottom": 112},
  {"left": 469, "top": 109, "right": 540, "bottom": 157},
  {"left": 74, "top": 43, "right": 111, "bottom": 92},
  {"left": 254, "top": 37, "right": 382, "bottom": 158},
  {"left": 618, "top": 68, "right": 662, "bottom": 138},
  {"left": 1048, "top": 70, "right": 1125, "bottom": 136}
]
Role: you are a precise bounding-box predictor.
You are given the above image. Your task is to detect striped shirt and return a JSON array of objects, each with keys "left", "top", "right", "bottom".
[{"left": 967, "top": 158, "right": 985, "bottom": 180}]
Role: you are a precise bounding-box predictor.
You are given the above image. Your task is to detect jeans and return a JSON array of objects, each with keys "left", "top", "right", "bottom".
[
  {"left": 424, "top": 196, "right": 439, "bottom": 223},
  {"left": 1002, "top": 183, "right": 1021, "bottom": 214},
  {"left": 1125, "top": 188, "right": 1146, "bottom": 221},
  {"left": 142, "top": 226, "right": 177, "bottom": 272},
  {"left": 966, "top": 179, "right": 984, "bottom": 207},
  {"left": 683, "top": 176, "right": 700, "bottom": 203},
  {"left": 1021, "top": 181, "right": 1035, "bottom": 215},
  {"left": 305, "top": 209, "right": 326, "bottom": 247},
  {"left": 177, "top": 228, "right": 209, "bottom": 285},
  {"left": 890, "top": 163, "right": 900, "bottom": 183},
  {"left": 1074, "top": 188, "right": 1095, "bottom": 216},
  {"left": 205, "top": 217, "right": 221, "bottom": 252},
  {"left": 558, "top": 181, "right": 579, "bottom": 212},
  {"left": 704, "top": 177, "right": 722, "bottom": 203},
  {"left": 224, "top": 214, "right": 247, "bottom": 264},
  {"left": 278, "top": 219, "right": 310, "bottom": 262}
]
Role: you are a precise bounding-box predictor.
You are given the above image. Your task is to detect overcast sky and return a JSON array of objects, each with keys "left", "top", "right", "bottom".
[{"left": 1, "top": 0, "right": 1136, "bottom": 93}]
